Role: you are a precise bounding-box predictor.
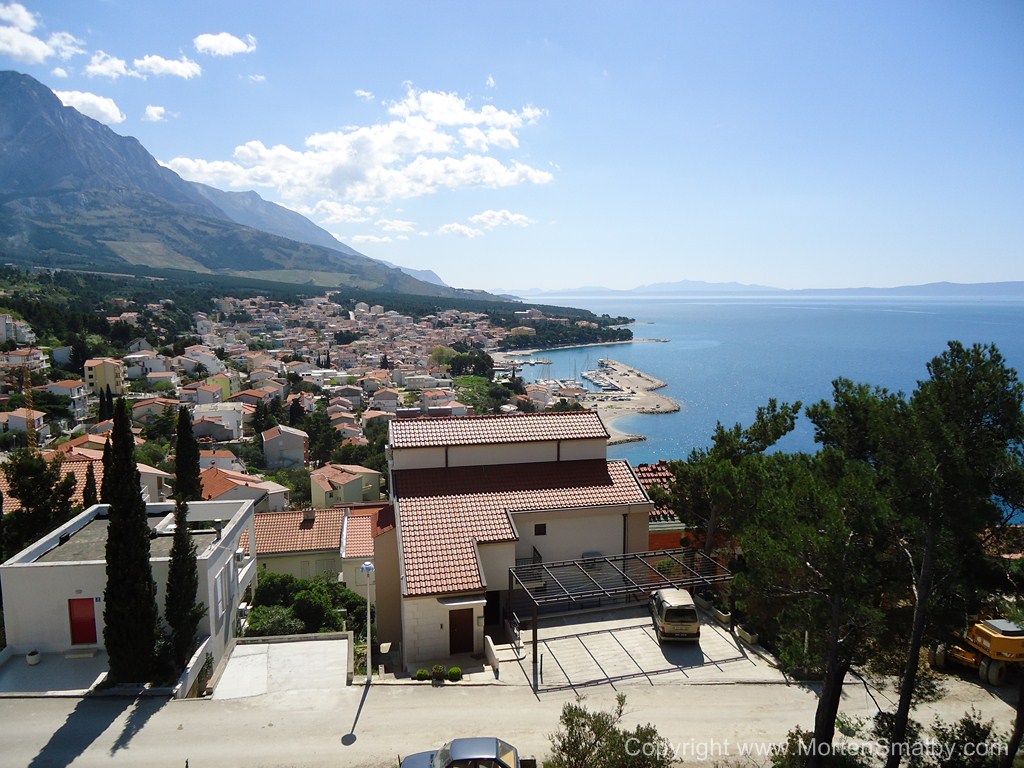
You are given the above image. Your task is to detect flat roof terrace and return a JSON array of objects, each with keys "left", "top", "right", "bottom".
[{"left": 34, "top": 516, "right": 219, "bottom": 563}]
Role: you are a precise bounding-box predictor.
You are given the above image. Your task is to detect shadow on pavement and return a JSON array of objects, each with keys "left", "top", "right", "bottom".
[
  {"left": 341, "top": 681, "right": 372, "bottom": 746},
  {"left": 110, "top": 696, "right": 168, "bottom": 755},
  {"left": 29, "top": 694, "right": 133, "bottom": 768}
]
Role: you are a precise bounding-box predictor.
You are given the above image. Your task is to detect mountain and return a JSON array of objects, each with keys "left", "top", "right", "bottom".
[
  {"left": 190, "top": 182, "right": 450, "bottom": 286},
  {"left": 0, "top": 70, "right": 469, "bottom": 298},
  {"left": 507, "top": 279, "right": 1024, "bottom": 299}
]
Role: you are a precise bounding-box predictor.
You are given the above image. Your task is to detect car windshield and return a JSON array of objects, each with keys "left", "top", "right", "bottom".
[{"left": 664, "top": 607, "right": 697, "bottom": 623}]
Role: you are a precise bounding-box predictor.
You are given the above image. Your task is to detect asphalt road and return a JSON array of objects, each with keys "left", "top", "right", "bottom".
[{"left": 2, "top": 675, "right": 1016, "bottom": 768}]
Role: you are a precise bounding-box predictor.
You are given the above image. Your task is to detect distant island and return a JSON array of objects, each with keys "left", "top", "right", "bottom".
[{"left": 505, "top": 279, "right": 1024, "bottom": 299}]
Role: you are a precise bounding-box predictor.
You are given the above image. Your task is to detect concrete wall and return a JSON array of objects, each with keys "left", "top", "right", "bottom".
[
  {"left": 373, "top": 528, "right": 402, "bottom": 652},
  {"left": 0, "top": 500, "right": 256, "bottom": 668},
  {"left": 513, "top": 504, "right": 651, "bottom": 563},
  {"left": 390, "top": 437, "right": 607, "bottom": 471},
  {"left": 259, "top": 550, "right": 341, "bottom": 581},
  {"left": 479, "top": 541, "right": 515, "bottom": 590},
  {"left": 401, "top": 595, "right": 484, "bottom": 667}
]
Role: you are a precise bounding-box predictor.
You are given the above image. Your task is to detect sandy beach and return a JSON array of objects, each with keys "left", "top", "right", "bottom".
[
  {"left": 493, "top": 351, "right": 680, "bottom": 445},
  {"left": 577, "top": 358, "right": 680, "bottom": 444}
]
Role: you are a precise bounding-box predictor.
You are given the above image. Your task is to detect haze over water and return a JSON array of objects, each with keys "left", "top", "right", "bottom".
[{"left": 518, "top": 296, "right": 1024, "bottom": 465}]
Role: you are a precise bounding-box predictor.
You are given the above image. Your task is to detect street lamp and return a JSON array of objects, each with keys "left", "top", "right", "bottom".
[{"left": 360, "top": 560, "right": 374, "bottom": 684}]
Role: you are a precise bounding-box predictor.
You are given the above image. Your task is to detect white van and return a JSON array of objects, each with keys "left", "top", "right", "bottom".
[{"left": 649, "top": 588, "right": 701, "bottom": 642}]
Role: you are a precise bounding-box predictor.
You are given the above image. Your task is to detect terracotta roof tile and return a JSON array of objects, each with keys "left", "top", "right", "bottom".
[
  {"left": 634, "top": 460, "right": 679, "bottom": 524},
  {"left": 252, "top": 508, "right": 345, "bottom": 555},
  {"left": 389, "top": 411, "right": 609, "bottom": 449},
  {"left": 393, "top": 459, "right": 649, "bottom": 597}
]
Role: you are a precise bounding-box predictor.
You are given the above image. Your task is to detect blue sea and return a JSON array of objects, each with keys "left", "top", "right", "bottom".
[{"left": 516, "top": 296, "right": 1024, "bottom": 465}]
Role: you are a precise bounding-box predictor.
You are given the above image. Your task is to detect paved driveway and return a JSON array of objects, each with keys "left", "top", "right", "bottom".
[
  {"left": 515, "top": 607, "right": 784, "bottom": 691},
  {"left": 213, "top": 637, "right": 350, "bottom": 700}
]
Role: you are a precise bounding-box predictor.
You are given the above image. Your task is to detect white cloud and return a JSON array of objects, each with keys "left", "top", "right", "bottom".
[
  {"left": 437, "top": 222, "right": 483, "bottom": 239},
  {"left": 0, "top": 3, "right": 35, "bottom": 32},
  {"left": 86, "top": 51, "right": 133, "bottom": 79},
  {"left": 486, "top": 74, "right": 495, "bottom": 88},
  {"left": 166, "top": 84, "right": 552, "bottom": 216},
  {"left": 352, "top": 234, "right": 393, "bottom": 244},
  {"left": 51, "top": 66, "right": 67, "bottom": 78},
  {"left": 134, "top": 54, "right": 201, "bottom": 79},
  {"left": 48, "top": 31, "right": 84, "bottom": 60},
  {"left": 0, "top": 6, "right": 83, "bottom": 63},
  {"left": 54, "top": 90, "right": 125, "bottom": 124},
  {"left": 194, "top": 32, "right": 256, "bottom": 57},
  {"left": 388, "top": 86, "right": 545, "bottom": 129},
  {"left": 293, "top": 201, "right": 376, "bottom": 224},
  {"left": 248, "top": 74, "right": 265, "bottom": 83},
  {"left": 355, "top": 89, "right": 374, "bottom": 101},
  {"left": 0, "top": 23, "right": 50, "bottom": 62},
  {"left": 143, "top": 105, "right": 168, "bottom": 122},
  {"left": 376, "top": 219, "right": 415, "bottom": 233},
  {"left": 469, "top": 209, "right": 535, "bottom": 229}
]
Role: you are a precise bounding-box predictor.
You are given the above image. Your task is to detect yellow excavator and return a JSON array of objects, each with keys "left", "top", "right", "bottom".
[{"left": 931, "top": 618, "right": 1024, "bottom": 686}]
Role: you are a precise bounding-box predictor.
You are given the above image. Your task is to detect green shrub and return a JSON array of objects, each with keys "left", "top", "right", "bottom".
[
  {"left": 244, "top": 605, "right": 303, "bottom": 637},
  {"left": 252, "top": 572, "right": 301, "bottom": 608},
  {"left": 292, "top": 587, "right": 341, "bottom": 633},
  {"left": 415, "top": 668, "right": 431, "bottom": 681},
  {"left": 431, "top": 664, "right": 447, "bottom": 682},
  {"left": 447, "top": 666, "right": 462, "bottom": 682}
]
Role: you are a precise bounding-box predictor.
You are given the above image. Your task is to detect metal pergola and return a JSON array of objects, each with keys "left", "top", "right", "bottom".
[{"left": 507, "top": 547, "right": 732, "bottom": 688}]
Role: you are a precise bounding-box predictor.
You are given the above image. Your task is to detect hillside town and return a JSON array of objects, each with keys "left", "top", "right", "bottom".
[{"left": 0, "top": 285, "right": 1020, "bottom": 768}]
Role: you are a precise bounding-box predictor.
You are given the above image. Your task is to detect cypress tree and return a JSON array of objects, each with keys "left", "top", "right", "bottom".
[
  {"left": 100, "top": 439, "right": 112, "bottom": 503},
  {"left": 82, "top": 462, "right": 98, "bottom": 508},
  {"left": 102, "top": 398, "right": 158, "bottom": 683},
  {"left": 173, "top": 407, "right": 202, "bottom": 503},
  {"left": 165, "top": 407, "right": 205, "bottom": 669}
]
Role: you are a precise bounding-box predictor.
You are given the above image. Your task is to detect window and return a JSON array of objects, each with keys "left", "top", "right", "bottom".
[{"left": 534, "top": 523, "right": 547, "bottom": 536}]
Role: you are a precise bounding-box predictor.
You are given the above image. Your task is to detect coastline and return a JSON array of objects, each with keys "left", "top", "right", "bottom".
[
  {"left": 493, "top": 338, "right": 668, "bottom": 358},
  {"left": 579, "top": 358, "right": 680, "bottom": 445}
]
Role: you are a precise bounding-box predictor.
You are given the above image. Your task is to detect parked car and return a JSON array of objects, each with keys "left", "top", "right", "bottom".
[
  {"left": 400, "top": 736, "right": 520, "bottom": 768},
  {"left": 649, "top": 587, "right": 701, "bottom": 642}
]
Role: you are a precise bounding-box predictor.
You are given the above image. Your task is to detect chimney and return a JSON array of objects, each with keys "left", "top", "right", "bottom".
[{"left": 303, "top": 508, "right": 316, "bottom": 523}]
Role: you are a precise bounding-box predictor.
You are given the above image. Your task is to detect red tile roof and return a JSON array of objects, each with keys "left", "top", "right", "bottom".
[
  {"left": 251, "top": 508, "right": 345, "bottom": 555},
  {"left": 389, "top": 410, "right": 609, "bottom": 450},
  {"left": 343, "top": 509, "right": 377, "bottom": 559},
  {"left": 633, "top": 460, "right": 680, "bottom": 524},
  {"left": 393, "top": 459, "right": 649, "bottom": 597},
  {"left": 1, "top": 456, "right": 104, "bottom": 515}
]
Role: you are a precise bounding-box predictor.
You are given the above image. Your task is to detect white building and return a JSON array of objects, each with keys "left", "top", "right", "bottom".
[
  {"left": 0, "top": 500, "right": 257, "bottom": 679},
  {"left": 381, "top": 411, "right": 653, "bottom": 670}
]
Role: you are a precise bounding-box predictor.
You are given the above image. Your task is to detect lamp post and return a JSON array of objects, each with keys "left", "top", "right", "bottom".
[{"left": 360, "top": 560, "right": 374, "bottom": 684}]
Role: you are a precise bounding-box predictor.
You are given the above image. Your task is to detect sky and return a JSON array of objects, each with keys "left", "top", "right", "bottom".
[{"left": 1, "top": 1, "right": 1022, "bottom": 293}]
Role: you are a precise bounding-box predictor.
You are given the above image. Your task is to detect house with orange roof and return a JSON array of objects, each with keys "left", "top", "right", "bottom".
[
  {"left": 84, "top": 357, "right": 125, "bottom": 396},
  {"left": 244, "top": 503, "right": 390, "bottom": 585},
  {"left": 310, "top": 463, "right": 382, "bottom": 508},
  {"left": 633, "top": 461, "right": 688, "bottom": 551},
  {"left": 261, "top": 424, "right": 309, "bottom": 469},
  {"left": 200, "top": 466, "right": 290, "bottom": 512},
  {"left": 199, "top": 450, "right": 246, "bottom": 473},
  {"left": 381, "top": 411, "right": 654, "bottom": 669},
  {"left": 0, "top": 407, "right": 49, "bottom": 442}
]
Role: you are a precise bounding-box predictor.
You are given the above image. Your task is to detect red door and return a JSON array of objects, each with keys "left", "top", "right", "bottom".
[{"left": 68, "top": 598, "right": 97, "bottom": 645}]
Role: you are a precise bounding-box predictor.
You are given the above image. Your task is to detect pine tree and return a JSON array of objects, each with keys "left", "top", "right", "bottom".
[
  {"left": 82, "top": 461, "right": 98, "bottom": 508},
  {"left": 165, "top": 407, "right": 206, "bottom": 669},
  {"left": 102, "top": 398, "right": 158, "bottom": 683}
]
